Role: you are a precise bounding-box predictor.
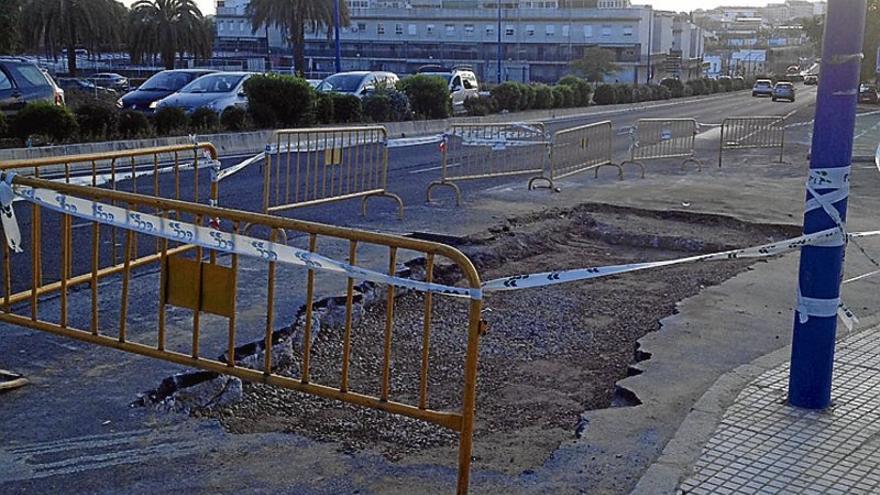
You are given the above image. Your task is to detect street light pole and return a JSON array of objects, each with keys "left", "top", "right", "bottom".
[
  {"left": 334, "top": 0, "right": 342, "bottom": 73},
  {"left": 788, "top": 0, "right": 866, "bottom": 410},
  {"left": 497, "top": 1, "right": 503, "bottom": 84}
]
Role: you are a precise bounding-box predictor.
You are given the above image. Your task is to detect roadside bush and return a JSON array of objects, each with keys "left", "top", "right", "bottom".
[
  {"left": 314, "top": 92, "right": 335, "bottom": 125},
  {"left": 190, "top": 107, "right": 220, "bottom": 132},
  {"left": 386, "top": 90, "right": 412, "bottom": 121},
  {"left": 0, "top": 112, "right": 7, "bottom": 137},
  {"left": 706, "top": 78, "right": 720, "bottom": 94},
  {"left": 520, "top": 83, "right": 536, "bottom": 110},
  {"left": 732, "top": 78, "right": 745, "bottom": 91},
  {"left": 153, "top": 107, "right": 189, "bottom": 136},
  {"left": 558, "top": 75, "right": 592, "bottom": 106},
  {"left": 74, "top": 101, "right": 117, "bottom": 139},
  {"left": 245, "top": 74, "right": 315, "bottom": 128},
  {"left": 12, "top": 102, "right": 77, "bottom": 142},
  {"left": 464, "top": 95, "right": 495, "bottom": 116},
  {"left": 615, "top": 84, "right": 634, "bottom": 104},
  {"left": 491, "top": 82, "right": 523, "bottom": 112},
  {"left": 331, "top": 93, "right": 363, "bottom": 123},
  {"left": 531, "top": 84, "right": 553, "bottom": 109},
  {"left": 686, "top": 78, "right": 707, "bottom": 96},
  {"left": 117, "top": 110, "right": 152, "bottom": 138},
  {"left": 362, "top": 93, "right": 393, "bottom": 122},
  {"left": 660, "top": 78, "right": 685, "bottom": 98},
  {"left": 220, "top": 106, "right": 249, "bottom": 131},
  {"left": 718, "top": 78, "right": 733, "bottom": 92},
  {"left": 398, "top": 75, "right": 450, "bottom": 119},
  {"left": 635, "top": 85, "right": 653, "bottom": 102},
  {"left": 551, "top": 85, "right": 572, "bottom": 108},
  {"left": 593, "top": 84, "right": 617, "bottom": 105},
  {"left": 656, "top": 84, "right": 673, "bottom": 100}
]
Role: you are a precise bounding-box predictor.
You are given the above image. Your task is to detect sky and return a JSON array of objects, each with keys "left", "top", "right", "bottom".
[{"left": 123, "top": 0, "right": 811, "bottom": 18}]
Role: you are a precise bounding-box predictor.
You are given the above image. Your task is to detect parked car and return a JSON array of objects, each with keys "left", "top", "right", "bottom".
[
  {"left": 118, "top": 69, "right": 216, "bottom": 113},
  {"left": 90, "top": 73, "right": 129, "bottom": 92},
  {"left": 154, "top": 71, "right": 254, "bottom": 114},
  {"left": 859, "top": 84, "right": 880, "bottom": 104},
  {"left": 416, "top": 65, "right": 480, "bottom": 114},
  {"left": 752, "top": 79, "right": 774, "bottom": 97},
  {"left": 57, "top": 77, "right": 118, "bottom": 97},
  {"left": 316, "top": 71, "right": 399, "bottom": 98},
  {"left": 0, "top": 57, "right": 62, "bottom": 115},
  {"left": 804, "top": 75, "right": 819, "bottom": 86},
  {"left": 772, "top": 81, "right": 796, "bottom": 102},
  {"left": 306, "top": 79, "right": 322, "bottom": 88}
]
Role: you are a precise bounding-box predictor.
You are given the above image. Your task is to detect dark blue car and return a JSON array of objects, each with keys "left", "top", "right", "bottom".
[{"left": 117, "top": 69, "right": 216, "bottom": 113}]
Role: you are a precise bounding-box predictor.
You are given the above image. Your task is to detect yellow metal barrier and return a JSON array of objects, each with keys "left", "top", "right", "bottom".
[
  {"left": 621, "top": 118, "right": 702, "bottom": 175},
  {"left": 428, "top": 122, "right": 548, "bottom": 205},
  {"left": 0, "top": 176, "right": 483, "bottom": 494},
  {"left": 529, "top": 121, "right": 621, "bottom": 191},
  {"left": 719, "top": 116, "right": 785, "bottom": 167},
  {"left": 263, "top": 127, "right": 404, "bottom": 218}
]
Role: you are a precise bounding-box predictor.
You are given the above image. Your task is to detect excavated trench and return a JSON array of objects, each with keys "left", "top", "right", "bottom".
[{"left": 142, "top": 203, "right": 801, "bottom": 475}]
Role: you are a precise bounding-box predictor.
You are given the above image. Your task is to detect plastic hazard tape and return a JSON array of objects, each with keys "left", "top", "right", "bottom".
[{"left": 0, "top": 175, "right": 480, "bottom": 301}]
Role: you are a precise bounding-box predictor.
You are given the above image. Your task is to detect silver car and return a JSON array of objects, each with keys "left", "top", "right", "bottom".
[
  {"left": 316, "top": 71, "right": 399, "bottom": 98},
  {"left": 155, "top": 72, "right": 253, "bottom": 114},
  {"left": 752, "top": 79, "right": 774, "bottom": 97}
]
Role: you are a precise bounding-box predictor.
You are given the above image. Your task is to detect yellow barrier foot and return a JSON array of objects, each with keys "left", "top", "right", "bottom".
[{"left": 0, "top": 369, "right": 28, "bottom": 392}]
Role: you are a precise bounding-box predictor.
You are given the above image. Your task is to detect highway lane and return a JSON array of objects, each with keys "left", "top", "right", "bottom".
[{"left": 0, "top": 87, "right": 819, "bottom": 297}]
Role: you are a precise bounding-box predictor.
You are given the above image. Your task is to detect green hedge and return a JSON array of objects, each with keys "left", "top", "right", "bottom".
[
  {"left": 153, "top": 107, "right": 189, "bottom": 136},
  {"left": 244, "top": 74, "right": 315, "bottom": 128},
  {"left": 190, "top": 107, "right": 220, "bottom": 131},
  {"left": 331, "top": 93, "right": 363, "bottom": 123},
  {"left": 74, "top": 101, "right": 117, "bottom": 139},
  {"left": 593, "top": 84, "right": 617, "bottom": 105},
  {"left": 13, "top": 102, "right": 78, "bottom": 142},
  {"left": 398, "top": 75, "right": 450, "bottom": 119},
  {"left": 220, "top": 106, "right": 249, "bottom": 131},
  {"left": 558, "top": 76, "right": 593, "bottom": 106},
  {"left": 0, "top": 112, "right": 7, "bottom": 137},
  {"left": 118, "top": 110, "right": 151, "bottom": 139}
]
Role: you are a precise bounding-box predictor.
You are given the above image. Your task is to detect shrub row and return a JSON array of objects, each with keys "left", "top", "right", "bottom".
[{"left": 484, "top": 78, "right": 594, "bottom": 114}]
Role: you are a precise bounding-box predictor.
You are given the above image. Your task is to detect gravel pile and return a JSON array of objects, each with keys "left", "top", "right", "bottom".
[{"left": 200, "top": 204, "right": 799, "bottom": 472}]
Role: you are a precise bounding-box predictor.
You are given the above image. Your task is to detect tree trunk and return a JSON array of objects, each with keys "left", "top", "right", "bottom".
[
  {"left": 162, "top": 47, "right": 176, "bottom": 70},
  {"left": 292, "top": 21, "right": 305, "bottom": 77},
  {"left": 64, "top": 0, "right": 77, "bottom": 75}
]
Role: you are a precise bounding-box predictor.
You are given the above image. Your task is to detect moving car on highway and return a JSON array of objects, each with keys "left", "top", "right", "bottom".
[
  {"left": 154, "top": 71, "right": 253, "bottom": 114},
  {"left": 0, "top": 57, "right": 63, "bottom": 115},
  {"left": 316, "top": 71, "right": 399, "bottom": 98},
  {"left": 772, "top": 81, "right": 796, "bottom": 102},
  {"left": 859, "top": 83, "right": 879, "bottom": 104},
  {"left": 752, "top": 79, "right": 774, "bottom": 97},
  {"left": 804, "top": 74, "right": 819, "bottom": 86},
  {"left": 117, "top": 69, "right": 216, "bottom": 113}
]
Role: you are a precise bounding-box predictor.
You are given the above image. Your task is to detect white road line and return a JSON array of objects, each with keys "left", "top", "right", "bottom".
[{"left": 409, "top": 162, "right": 463, "bottom": 175}]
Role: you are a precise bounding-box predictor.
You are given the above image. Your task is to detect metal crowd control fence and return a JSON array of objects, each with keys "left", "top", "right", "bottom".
[
  {"left": 428, "top": 122, "right": 548, "bottom": 205},
  {"left": 263, "top": 126, "right": 404, "bottom": 218},
  {"left": 0, "top": 143, "right": 221, "bottom": 298},
  {"left": 529, "top": 121, "right": 621, "bottom": 190},
  {"left": 0, "top": 176, "right": 483, "bottom": 494},
  {"left": 719, "top": 116, "right": 785, "bottom": 167},
  {"left": 621, "top": 118, "right": 703, "bottom": 175}
]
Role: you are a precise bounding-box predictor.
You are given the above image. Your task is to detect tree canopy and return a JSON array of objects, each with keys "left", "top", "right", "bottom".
[
  {"left": 570, "top": 47, "right": 619, "bottom": 82},
  {"left": 128, "top": 0, "right": 213, "bottom": 70}
]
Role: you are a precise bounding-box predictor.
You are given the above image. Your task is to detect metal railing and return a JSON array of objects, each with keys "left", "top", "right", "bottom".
[
  {"left": 529, "top": 121, "right": 621, "bottom": 190},
  {"left": 0, "top": 175, "right": 483, "bottom": 494},
  {"left": 262, "top": 127, "right": 404, "bottom": 218},
  {"left": 428, "top": 123, "right": 548, "bottom": 205},
  {"left": 621, "top": 118, "right": 703, "bottom": 175},
  {"left": 719, "top": 116, "right": 785, "bottom": 167},
  {"left": 0, "top": 143, "right": 220, "bottom": 302}
]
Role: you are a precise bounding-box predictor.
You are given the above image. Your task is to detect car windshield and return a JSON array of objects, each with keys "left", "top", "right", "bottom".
[
  {"left": 180, "top": 74, "right": 244, "bottom": 93},
  {"left": 861, "top": 84, "right": 875, "bottom": 92},
  {"left": 317, "top": 74, "right": 366, "bottom": 93},
  {"left": 141, "top": 72, "right": 198, "bottom": 91}
]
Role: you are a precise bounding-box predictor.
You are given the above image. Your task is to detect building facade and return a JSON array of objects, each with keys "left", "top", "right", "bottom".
[{"left": 213, "top": 0, "right": 705, "bottom": 84}]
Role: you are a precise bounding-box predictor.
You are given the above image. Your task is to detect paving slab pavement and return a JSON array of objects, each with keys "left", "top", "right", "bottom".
[{"left": 3, "top": 126, "right": 880, "bottom": 494}]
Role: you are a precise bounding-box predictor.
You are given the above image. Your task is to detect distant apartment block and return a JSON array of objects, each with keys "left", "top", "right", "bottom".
[{"left": 213, "top": 0, "right": 706, "bottom": 83}]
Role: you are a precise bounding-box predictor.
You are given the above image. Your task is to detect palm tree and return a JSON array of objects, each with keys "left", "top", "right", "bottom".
[
  {"left": 128, "top": 0, "right": 213, "bottom": 70},
  {"left": 247, "top": 0, "right": 349, "bottom": 76},
  {"left": 19, "top": 0, "right": 125, "bottom": 75}
]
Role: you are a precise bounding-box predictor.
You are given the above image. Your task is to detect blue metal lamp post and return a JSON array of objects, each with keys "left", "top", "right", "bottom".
[
  {"left": 788, "top": 0, "right": 866, "bottom": 410},
  {"left": 334, "top": 0, "right": 342, "bottom": 73},
  {"left": 497, "top": 2, "right": 503, "bottom": 84}
]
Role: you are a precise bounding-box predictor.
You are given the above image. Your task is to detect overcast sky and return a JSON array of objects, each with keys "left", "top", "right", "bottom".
[{"left": 143, "top": 0, "right": 807, "bottom": 18}]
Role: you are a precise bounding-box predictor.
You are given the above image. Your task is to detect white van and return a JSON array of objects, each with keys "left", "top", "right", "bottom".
[
  {"left": 417, "top": 65, "right": 480, "bottom": 114},
  {"left": 316, "top": 71, "right": 400, "bottom": 98}
]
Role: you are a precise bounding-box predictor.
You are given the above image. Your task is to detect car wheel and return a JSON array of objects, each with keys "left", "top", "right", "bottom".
[
  {"left": 752, "top": 92, "right": 757, "bottom": 97},
  {"left": 772, "top": 97, "right": 777, "bottom": 102}
]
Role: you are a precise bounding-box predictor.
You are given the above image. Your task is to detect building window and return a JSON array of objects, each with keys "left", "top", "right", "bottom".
[
  {"left": 623, "top": 25, "right": 633, "bottom": 36},
  {"left": 584, "top": 25, "right": 593, "bottom": 38},
  {"left": 377, "top": 23, "right": 385, "bottom": 35},
  {"left": 602, "top": 25, "right": 612, "bottom": 37},
  {"left": 356, "top": 22, "right": 366, "bottom": 32},
  {"left": 562, "top": 25, "right": 569, "bottom": 37},
  {"left": 426, "top": 24, "right": 434, "bottom": 35},
  {"left": 395, "top": 23, "right": 403, "bottom": 35},
  {"left": 408, "top": 24, "right": 417, "bottom": 35},
  {"left": 526, "top": 25, "right": 535, "bottom": 36},
  {"left": 464, "top": 24, "right": 475, "bottom": 35},
  {"left": 445, "top": 24, "right": 455, "bottom": 35},
  {"left": 486, "top": 24, "right": 495, "bottom": 35},
  {"left": 505, "top": 25, "right": 515, "bottom": 36},
  {"left": 546, "top": 25, "right": 555, "bottom": 37}
]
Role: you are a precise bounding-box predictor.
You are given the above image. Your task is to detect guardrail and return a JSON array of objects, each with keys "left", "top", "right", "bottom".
[
  {"left": 262, "top": 127, "right": 404, "bottom": 218},
  {"left": 428, "top": 123, "right": 548, "bottom": 205},
  {"left": 0, "top": 175, "right": 482, "bottom": 494},
  {"left": 0, "top": 143, "right": 220, "bottom": 301},
  {"left": 621, "top": 118, "right": 702, "bottom": 175},
  {"left": 719, "top": 117, "right": 785, "bottom": 167},
  {"left": 529, "top": 121, "right": 621, "bottom": 191}
]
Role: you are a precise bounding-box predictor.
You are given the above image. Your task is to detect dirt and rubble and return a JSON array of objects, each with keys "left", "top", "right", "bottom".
[{"left": 191, "top": 203, "right": 801, "bottom": 476}]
